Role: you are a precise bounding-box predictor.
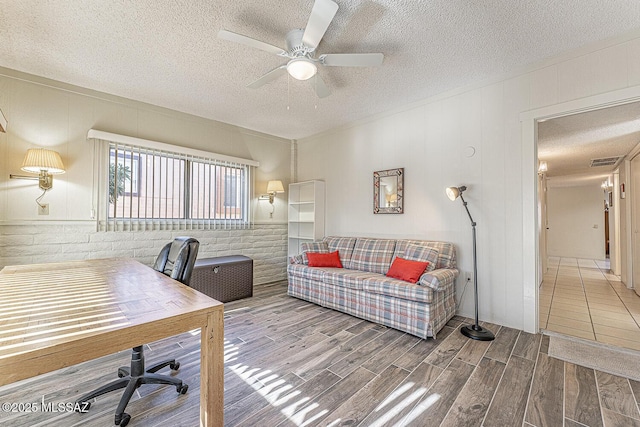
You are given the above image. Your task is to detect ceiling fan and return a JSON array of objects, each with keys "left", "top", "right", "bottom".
[{"left": 218, "top": 0, "right": 384, "bottom": 98}]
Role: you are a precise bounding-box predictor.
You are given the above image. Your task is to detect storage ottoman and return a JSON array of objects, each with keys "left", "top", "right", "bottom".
[{"left": 190, "top": 255, "right": 253, "bottom": 302}]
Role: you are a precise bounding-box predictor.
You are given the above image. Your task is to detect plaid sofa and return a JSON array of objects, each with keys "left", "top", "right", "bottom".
[{"left": 287, "top": 236, "right": 458, "bottom": 339}]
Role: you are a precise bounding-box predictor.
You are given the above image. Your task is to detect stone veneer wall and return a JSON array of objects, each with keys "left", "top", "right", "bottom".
[{"left": 0, "top": 223, "right": 288, "bottom": 285}]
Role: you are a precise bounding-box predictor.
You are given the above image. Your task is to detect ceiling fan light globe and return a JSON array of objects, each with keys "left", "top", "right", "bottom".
[{"left": 287, "top": 58, "right": 317, "bottom": 80}]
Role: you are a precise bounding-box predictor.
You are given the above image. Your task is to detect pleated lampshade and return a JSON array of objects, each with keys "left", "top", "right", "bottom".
[
  {"left": 267, "top": 180, "right": 285, "bottom": 193},
  {"left": 21, "top": 148, "right": 65, "bottom": 174}
]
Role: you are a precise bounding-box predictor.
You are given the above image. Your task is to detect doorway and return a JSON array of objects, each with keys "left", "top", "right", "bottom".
[{"left": 536, "top": 101, "right": 640, "bottom": 351}]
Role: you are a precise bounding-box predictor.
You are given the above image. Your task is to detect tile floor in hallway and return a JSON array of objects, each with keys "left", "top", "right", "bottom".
[{"left": 539, "top": 257, "right": 640, "bottom": 351}]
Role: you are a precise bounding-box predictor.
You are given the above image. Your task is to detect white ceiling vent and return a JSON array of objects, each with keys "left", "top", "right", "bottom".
[{"left": 590, "top": 156, "right": 623, "bottom": 167}]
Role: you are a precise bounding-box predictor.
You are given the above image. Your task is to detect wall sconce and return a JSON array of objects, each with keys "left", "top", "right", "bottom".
[
  {"left": 259, "top": 180, "right": 285, "bottom": 218},
  {"left": 10, "top": 148, "right": 66, "bottom": 206},
  {"left": 538, "top": 160, "right": 548, "bottom": 175}
]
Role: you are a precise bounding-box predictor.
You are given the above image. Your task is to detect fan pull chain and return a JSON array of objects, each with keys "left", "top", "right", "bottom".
[
  {"left": 287, "top": 74, "right": 290, "bottom": 111},
  {"left": 314, "top": 74, "right": 318, "bottom": 109}
]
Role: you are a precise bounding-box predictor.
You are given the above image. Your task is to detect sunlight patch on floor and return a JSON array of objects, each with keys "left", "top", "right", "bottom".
[
  {"left": 228, "top": 351, "right": 326, "bottom": 426},
  {"left": 226, "top": 341, "right": 441, "bottom": 426},
  {"left": 398, "top": 393, "right": 441, "bottom": 425}
]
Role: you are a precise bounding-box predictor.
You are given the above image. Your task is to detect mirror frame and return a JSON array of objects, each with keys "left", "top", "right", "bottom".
[{"left": 373, "top": 168, "right": 404, "bottom": 214}]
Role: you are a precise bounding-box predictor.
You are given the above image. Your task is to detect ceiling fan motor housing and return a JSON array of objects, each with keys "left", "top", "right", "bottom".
[{"left": 286, "top": 29, "right": 311, "bottom": 57}]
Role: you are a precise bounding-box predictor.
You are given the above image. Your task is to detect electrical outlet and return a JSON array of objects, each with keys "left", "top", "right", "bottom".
[{"left": 38, "top": 204, "right": 49, "bottom": 215}]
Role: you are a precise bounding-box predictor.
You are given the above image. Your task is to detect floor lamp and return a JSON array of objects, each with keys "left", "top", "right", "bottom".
[{"left": 446, "top": 185, "right": 495, "bottom": 341}]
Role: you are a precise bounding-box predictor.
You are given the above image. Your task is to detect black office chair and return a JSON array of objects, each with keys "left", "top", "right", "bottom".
[{"left": 76, "top": 237, "right": 200, "bottom": 427}]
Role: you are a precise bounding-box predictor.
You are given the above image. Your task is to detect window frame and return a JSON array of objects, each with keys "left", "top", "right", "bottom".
[{"left": 89, "top": 130, "right": 258, "bottom": 231}]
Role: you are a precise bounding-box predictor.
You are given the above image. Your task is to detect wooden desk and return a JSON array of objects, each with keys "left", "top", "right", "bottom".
[{"left": 0, "top": 258, "right": 224, "bottom": 427}]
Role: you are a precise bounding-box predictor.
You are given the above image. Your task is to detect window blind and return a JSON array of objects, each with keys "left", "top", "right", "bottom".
[{"left": 89, "top": 130, "right": 256, "bottom": 231}]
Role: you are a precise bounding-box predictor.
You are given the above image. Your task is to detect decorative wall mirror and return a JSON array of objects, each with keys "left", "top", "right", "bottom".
[{"left": 373, "top": 168, "right": 404, "bottom": 214}]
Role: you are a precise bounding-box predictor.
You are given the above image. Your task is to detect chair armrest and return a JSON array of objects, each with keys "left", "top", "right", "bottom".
[{"left": 419, "top": 268, "right": 459, "bottom": 291}]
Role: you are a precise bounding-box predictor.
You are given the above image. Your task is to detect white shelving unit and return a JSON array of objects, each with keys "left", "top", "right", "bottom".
[{"left": 288, "top": 180, "right": 325, "bottom": 257}]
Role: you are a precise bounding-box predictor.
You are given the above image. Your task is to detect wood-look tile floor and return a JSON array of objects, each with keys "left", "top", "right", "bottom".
[
  {"left": 2, "top": 281, "right": 640, "bottom": 426},
  {"left": 539, "top": 257, "right": 640, "bottom": 351}
]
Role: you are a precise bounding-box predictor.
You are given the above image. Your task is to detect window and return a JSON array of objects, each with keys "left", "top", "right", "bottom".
[
  {"left": 109, "top": 151, "right": 140, "bottom": 198},
  {"left": 188, "top": 160, "right": 245, "bottom": 220},
  {"left": 109, "top": 145, "right": 185, "bottom": 219},
  {"left": 105, "top": 141, "right": 253, "bottom": 229},
  {"left": 223, "top": 169, "right": 239, "bottom": 207}
]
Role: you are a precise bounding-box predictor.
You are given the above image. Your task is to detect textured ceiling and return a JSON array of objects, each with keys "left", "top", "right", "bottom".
[
  {"left": 538, "top": 102, "right": 640, "bottom": 186},
  {"left": 1, "top": 1, "right": 640, "bottom": 140}
]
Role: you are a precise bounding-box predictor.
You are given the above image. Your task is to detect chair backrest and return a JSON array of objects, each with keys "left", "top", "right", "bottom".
[{"left": 153, "top": 237, "right": 200, "bottom": 285}]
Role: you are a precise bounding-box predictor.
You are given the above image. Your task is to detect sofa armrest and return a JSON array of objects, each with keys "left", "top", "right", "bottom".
[
  {"left": 418, "top": 268, "right": 459, "bottom": 291},
  {"left": 290, "top": 255, "right": 304, "bottom": 265}
]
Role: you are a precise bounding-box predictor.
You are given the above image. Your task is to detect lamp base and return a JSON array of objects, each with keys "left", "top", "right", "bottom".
[{"left": 460, "top": 324, "right": 495, "bottom": 341}]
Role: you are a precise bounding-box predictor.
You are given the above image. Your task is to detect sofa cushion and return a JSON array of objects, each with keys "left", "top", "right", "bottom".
[
  {"left": 386, "top": 257, "right": 429, "bottom": 283},
  {"left": 401, "top": 244, "right": 438, "bottom": 272},
  {"left": 394, "top": 240, "right": 456, "bottom": 270},
  {"left": 324, "top": 269, "right": 381, "bottom": 290},
  {"left": 308, "top": 251, "right": 343, "bottom": 268},
  {"left": 349, "top": 238, "right": 396, "bottom": 274},
  {"left": 323, "top": 236, "right": 357, "bottom": 267},
  {"left": 363, "top": 275, "right": 434, "bottom": 303},
  {"left": 300, "top": 241, "right": 329, "bottom": 264}
]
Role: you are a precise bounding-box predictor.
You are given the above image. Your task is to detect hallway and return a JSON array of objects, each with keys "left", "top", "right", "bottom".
[{"left": 539, "top": 257, "right": 640, "bottom": 351}]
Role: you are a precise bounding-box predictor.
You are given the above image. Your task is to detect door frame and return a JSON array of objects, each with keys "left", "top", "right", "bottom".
[
  {"left": 520, "top": 85, "right": 640, "bottom": 333},
  {"left": 631, "top": 154, "right": 640, "bottom": 294}
]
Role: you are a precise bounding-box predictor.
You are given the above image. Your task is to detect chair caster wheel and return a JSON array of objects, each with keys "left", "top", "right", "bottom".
[
  {"left": 116, "top": 412, "right": 131, "bottom": 426},
  {"left": 169, "top": 361, "right": 180, "bottom": 370},
  {"left": 117, "top": 368, "right": 128, "bottom": 378},
  {"left": 177, "top": 384, "right": 188, "bottom": 394},
  {"left": 75, "top": 401, "right": 90, "bottom": 412}
]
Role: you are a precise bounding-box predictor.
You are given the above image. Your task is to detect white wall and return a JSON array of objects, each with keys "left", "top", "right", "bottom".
[
  {"left": 546, "top": 184, "right": 605, "bottom": 259},
  {"left": 297, "top": 29, "right": 640, "bottom": 330},
  {"left": 0, "top": 69, "right": 292, "bottom": 283}
]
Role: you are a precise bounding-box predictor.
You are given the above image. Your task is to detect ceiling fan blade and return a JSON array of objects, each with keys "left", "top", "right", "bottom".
[
  {"left": 320, "top": 53, "right": 384, "bottom": 67},
  {"left": 218, "top": 29, "right": 287, "bottom": 56},
  {"left": 247, "top": 66, "right": 287, "bottom": 89},
  {"left": 302, "top": 0, "right": 339, "bottom": 50},
  {"left": 309, "top": 75, "right": 331, "bottom": 98}
]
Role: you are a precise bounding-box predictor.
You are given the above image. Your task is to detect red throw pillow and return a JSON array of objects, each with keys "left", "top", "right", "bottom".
[
  {"left": 307, "top": 251, "right": 343, "bottom": 268},
  {"left": 386, "top": 257, "right": 429, "bottom": 283}
]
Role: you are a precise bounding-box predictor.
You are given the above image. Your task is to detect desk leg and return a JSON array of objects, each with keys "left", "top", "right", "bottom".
[{"left": 200, "top": 309, "right": 224, "bottom": 427}]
